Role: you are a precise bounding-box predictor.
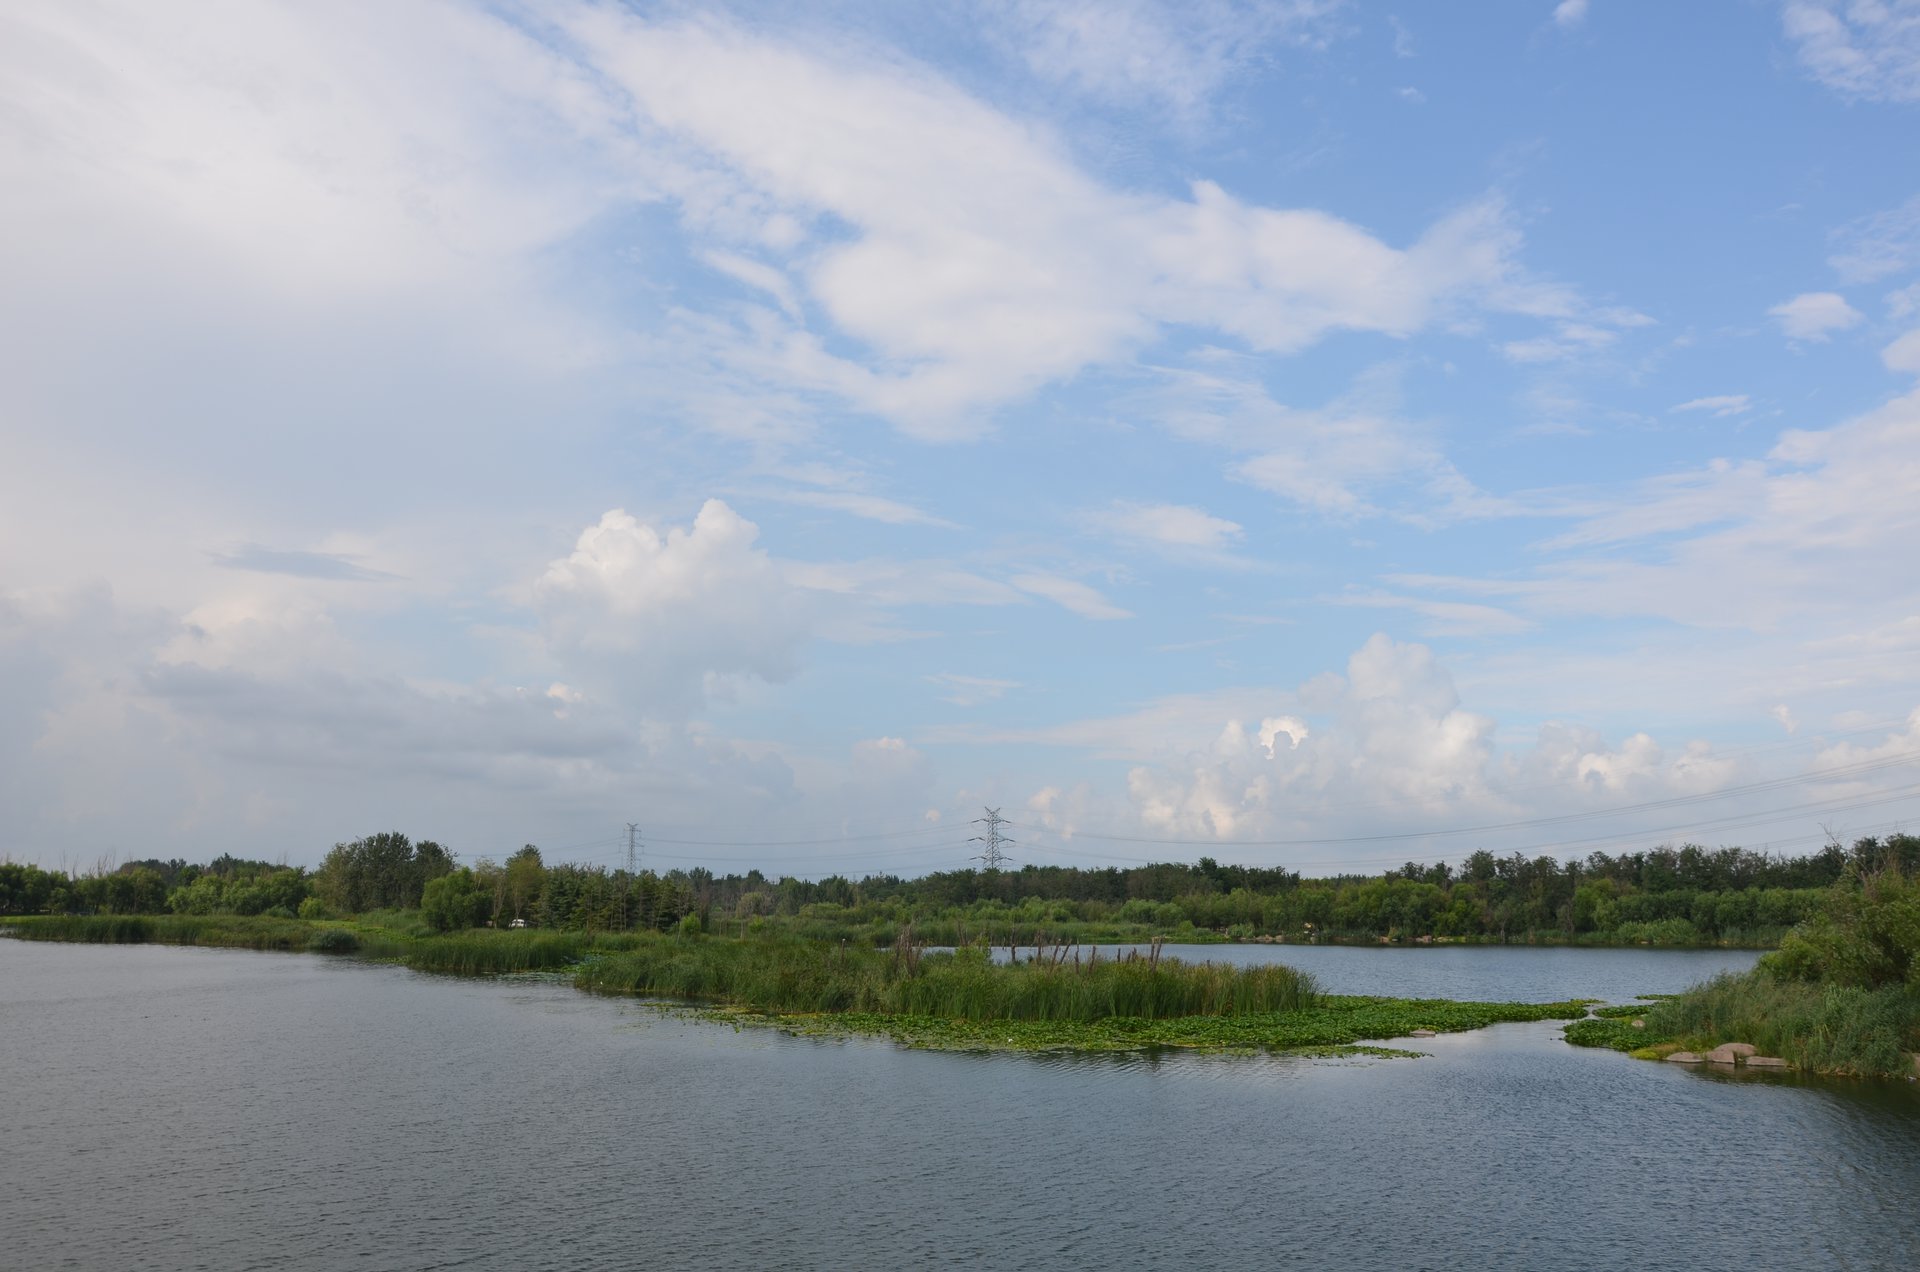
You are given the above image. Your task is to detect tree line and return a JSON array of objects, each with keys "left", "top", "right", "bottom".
[{"left": 5, "top": 832, "right": 1914, "bottom": 946}]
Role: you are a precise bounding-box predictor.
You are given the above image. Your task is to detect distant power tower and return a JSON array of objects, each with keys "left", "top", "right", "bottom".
[
  {"left": 970, "top": 807, "right": 1014, "bottom": 871},
  {"left": 624, "top": 822, "right": 641, "bottom": 930}
]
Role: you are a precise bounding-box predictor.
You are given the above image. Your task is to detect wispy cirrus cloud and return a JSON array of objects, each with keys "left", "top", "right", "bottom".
[
  {"left": 1671, "top": 394, "right": 1752, "bottom": 418},
  {"left": 1783, "top": 0, "right": 1920, "bottom": 103}
]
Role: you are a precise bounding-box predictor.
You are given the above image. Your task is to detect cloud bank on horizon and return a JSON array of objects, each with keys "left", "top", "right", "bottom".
[{"left": 4, "top": 0, "right": 1920, "bottom": 876}]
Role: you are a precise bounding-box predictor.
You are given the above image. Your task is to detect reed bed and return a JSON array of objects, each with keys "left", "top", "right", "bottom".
[
  {"left": 576, "top": 937, "right": 1320, "bottom": 1022},
  {"left": 1644, "top": 971, "right": 1918, "bottom": 1077},
  {"left": 401, "top": 929, "right": 598, "bottom": 975}
]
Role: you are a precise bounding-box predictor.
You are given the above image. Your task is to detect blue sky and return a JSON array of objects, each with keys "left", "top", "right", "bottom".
[{"left": 4, "top": 0, "right": 1920, "bottom": 877}]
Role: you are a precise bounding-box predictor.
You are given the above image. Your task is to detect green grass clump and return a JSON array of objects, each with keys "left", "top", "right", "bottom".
[
  {"left": 1589, "top": 1002, "right": 1651, "bottom": 1019},
  {"left": 308, "top": 928, "right": 360, "bottom": 954},
  {"left": 1643, "top": 972, "right": 1917, "bottom": 1077},
  {"left": 576, "top": 938, "right": 1320, "bottom": 1022},
  {"left": 1563, "top": 1017, "right": 1650, "bottom": 1051},
  {"left": 401, "top": 929, "right": 598, "bottom": 975}
]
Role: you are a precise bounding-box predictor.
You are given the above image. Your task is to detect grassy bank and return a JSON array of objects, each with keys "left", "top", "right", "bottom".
[
  {"left": 1566, "top": 973, "right": 1919, "bottom": 1078},
  {"left": 0, "top": 912, "right": 616, "bottom": 974},
  {"left": 1, "top": 913, "right": 399, "bottom": 955},
  {"left": 1565, "top": 860, "right": 1920, "bottom": 1080}
]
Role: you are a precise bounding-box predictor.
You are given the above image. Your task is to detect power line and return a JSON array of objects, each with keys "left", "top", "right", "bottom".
[{"left": 642, "top": 821, "right": 960, "bottom": 848}]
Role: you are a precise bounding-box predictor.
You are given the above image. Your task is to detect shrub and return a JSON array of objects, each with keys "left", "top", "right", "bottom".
[{"left": 308, "top": 928, "right": 360, "bottom": 955}]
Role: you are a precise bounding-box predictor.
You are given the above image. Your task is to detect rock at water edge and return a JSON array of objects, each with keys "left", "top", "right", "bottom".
[{"left": 1666, "top": 1052, "right": 1703, "bottom": 1064}]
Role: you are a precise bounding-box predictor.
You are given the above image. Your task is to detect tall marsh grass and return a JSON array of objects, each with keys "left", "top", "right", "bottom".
[
  {"left": 577, "top": 936, "right": 1320, "bottom": 1022},
  {"left": 1645, "top": 971, "right": 1918, "bottom": 1077}
]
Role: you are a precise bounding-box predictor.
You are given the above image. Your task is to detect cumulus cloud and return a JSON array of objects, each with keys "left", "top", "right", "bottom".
[
  {"left": 1768, "top": 291, "right": 1864, "bottom": 342},
  {"left": 1122, "top": 635, "right": 1500, "bottom": 839},
  {"left": 1783, "top": 0, "right": 1920, "bottom": 103},
  {"left": 991, "top": 635, "right": 1846, "bottom": 865},
  {"left": 534, "top": 501, "right": 813, "bottom": 708}
]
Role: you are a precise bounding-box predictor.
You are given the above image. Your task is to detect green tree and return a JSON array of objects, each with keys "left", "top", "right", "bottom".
[
  {"left": 421, "top": 868, "right": 489, "bottom": 932},
  {"left": 505, "top": 845, "right": 544, "bottom": 924}
]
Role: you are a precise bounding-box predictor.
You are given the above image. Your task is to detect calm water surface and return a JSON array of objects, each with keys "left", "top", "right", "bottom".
[{"left": 4, "top": 939, "right": 1917, "bottom": 1271}]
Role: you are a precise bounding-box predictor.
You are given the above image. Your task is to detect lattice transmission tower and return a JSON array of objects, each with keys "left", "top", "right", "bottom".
[{"left": 969, "top": 807, "right": 1014, "bottom": 870}]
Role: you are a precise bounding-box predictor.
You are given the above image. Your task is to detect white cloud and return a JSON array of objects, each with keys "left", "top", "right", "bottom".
[
  {"left": 1671, "top": 394, "right": 1753, "bottom": 417},
  {"left": 1087, "top": 501, "right": 1246, "bottom": 559},
  {"left": 772, "top": 491, "right": 960, "bottom": 528},
  {"left": 1123, "top": 635, "right": 1501, "bottom": 839},
  {"left": 0, "top": 0, "right": 636, "bottom": 310},
  {"left": 1010, "top": 573, "right": 1134, "bottom": 620},
  {"left": 1144, "top": 359, "right": 1514, "bottom": 524},
  {"left": 927, "top": 672, "right": 1022, "bottom": 706},
  {"left": 1500, "top": 320, "right": 1624, "bottom": 363},
  {"left": 1830, "top": 192, "right": 1920, "bottom": 284},
  {"left": 1883, "top": 328, "right": 1920, "bottom": 373},
  {"left": 1335, "top": 591, "right": 1538, "bottom": 637},
  {"left": 557, "top": 12, "right": 1590, "bottom": 438},
  {"left": 1783, "top": 0, "right": 1920, "bottom": 103},
  {"left": 534, "top": 501, "right": 813, "bottom": 709},
  {"left": 1554, "top": 0, "right": 1592, "bottom": 29},
  {"left": 1767, "top": 291, "right": 1864, "bottom": 342},
  {"left": 1390, "top": 15, "right": 1416, "bottom": 57},
  {"left": 981, "top": 0, "right": 1347, "bottom": 121},
  {"left": 1395, "top": 386, "right": 1920, "bottom": 642}
]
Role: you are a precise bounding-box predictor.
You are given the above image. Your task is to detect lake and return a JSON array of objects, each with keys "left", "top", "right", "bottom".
[{"left": 4, "top": 938, "right": 1918, "bottom": 1270}]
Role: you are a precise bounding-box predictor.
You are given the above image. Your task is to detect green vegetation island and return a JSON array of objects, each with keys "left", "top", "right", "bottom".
[{"left": 4, "top": 832, "right": 1916, "bottom": 1077}]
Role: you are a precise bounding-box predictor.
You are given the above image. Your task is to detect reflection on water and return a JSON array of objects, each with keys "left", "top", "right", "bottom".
[{"left": 3, "top": 939, "right": 1915, "bottom": 1271}]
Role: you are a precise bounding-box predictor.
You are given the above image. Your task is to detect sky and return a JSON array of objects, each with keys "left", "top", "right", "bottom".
[{"left": 4, "top": 0, "right": 1920, "bottom": 879}]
